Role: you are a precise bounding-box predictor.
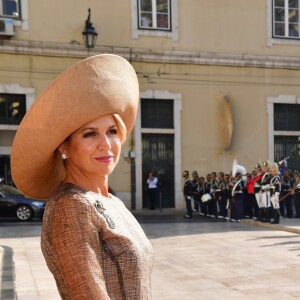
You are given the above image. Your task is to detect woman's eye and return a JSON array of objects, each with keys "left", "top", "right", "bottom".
[
  {"left": 107, "top": 128, "right": 118, "bottom": 135},
  {"left": 83, "top": 131, "right": 97, "bottom": 138}
]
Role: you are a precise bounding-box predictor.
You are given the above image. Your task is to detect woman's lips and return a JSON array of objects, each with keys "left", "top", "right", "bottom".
[{"left": 95, "top": 156, "right": 113, "bottom": 163}]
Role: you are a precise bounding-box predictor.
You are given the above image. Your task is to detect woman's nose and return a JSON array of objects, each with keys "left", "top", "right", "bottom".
[{"left": 97, "top": 134, "right": 111, "bottom": 150}]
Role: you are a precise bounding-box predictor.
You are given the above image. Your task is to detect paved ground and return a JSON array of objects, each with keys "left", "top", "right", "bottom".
[{"left": 1, "top": 212, "right": 300, "bottom": 300}]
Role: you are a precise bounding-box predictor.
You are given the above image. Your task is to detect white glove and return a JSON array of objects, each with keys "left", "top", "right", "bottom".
[{"left": 262, "top": 184, "right": 270, "bottom": 191}]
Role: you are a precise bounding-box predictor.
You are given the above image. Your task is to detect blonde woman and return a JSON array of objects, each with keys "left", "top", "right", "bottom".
[{"left": 11, "top": 55, "right": 153, "bottom": 299}]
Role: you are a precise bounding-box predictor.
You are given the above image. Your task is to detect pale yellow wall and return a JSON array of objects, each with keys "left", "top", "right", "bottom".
[
  {"left": 9, "top": 0, "right": 300, "bottom": 57},
  {"left": 2, "top": 53, "right": 300, "bottom": 192},
  {"left": 109, "top": 139, "right": 133, "bottom": 192},
  {"left": 0, "top": 53, "right": 79, "bottom": 91},
  {"left": 133, "top": 61, "right": 300, "bottom": 177},
  {"left": 2, "top": 0, "right": 300, "bottom": 205}
]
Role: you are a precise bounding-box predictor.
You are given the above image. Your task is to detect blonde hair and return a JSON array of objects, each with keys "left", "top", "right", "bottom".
[
  {"left": 112, "top": 113, "right": 127, "bottom": 144},
  {"left": 270, "top": 162, "right": 280, "bottom": 175}
]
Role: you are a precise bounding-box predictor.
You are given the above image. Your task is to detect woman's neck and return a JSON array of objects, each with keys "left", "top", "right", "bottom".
[{"left": 64, "top": 173, "right": 109, "bottom": 197}]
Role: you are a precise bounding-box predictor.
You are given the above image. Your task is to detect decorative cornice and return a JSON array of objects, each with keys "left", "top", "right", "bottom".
[{"left": 1, "top": 40, "right": 300, "bottom": 69}]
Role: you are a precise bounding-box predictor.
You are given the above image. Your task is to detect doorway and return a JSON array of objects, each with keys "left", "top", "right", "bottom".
[{"left": 142, "top": 133, "right": 175, "bottom": 208}]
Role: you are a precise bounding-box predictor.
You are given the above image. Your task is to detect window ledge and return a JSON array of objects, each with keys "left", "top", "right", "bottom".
[
  {"left": 269, "top": 37, "right": 300, "bottom": 46},
  {"left": 0, "top": 124, "right": 18, "bottom": 130}
]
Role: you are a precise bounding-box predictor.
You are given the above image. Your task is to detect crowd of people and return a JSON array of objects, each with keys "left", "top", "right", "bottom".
[{"left": 182, "top": 160, "right": 300, "bottom": 224}]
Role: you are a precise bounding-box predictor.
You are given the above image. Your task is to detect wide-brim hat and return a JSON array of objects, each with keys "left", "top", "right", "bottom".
[{"left": 11, "top": 54, "right": 139, "bottom": 199}]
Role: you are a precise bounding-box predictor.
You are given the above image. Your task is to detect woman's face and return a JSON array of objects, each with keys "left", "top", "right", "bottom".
[{"left": 61, "top": 114, "right": 122, "bottom": 179}]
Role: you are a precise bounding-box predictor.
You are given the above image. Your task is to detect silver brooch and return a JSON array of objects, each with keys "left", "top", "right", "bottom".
[{"left": 95, "top": 200, "right": 115, "bottom": 229}]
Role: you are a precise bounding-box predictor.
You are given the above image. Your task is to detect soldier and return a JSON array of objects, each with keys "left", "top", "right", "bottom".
[
  {"left": 281, "top": 170, "right": 295, "bottom": 218},
  {"left": 197, "top": 176, "right": 207, "bottom": 216},
  {"left": 230, "top": 172, "right": 245, "bottom": 221},
  {"left": 204, "top": 173, "right": 212, "bottom": 216},
  {"left": 183, "top": 170, "right": 194, "bottom": 218},
  {"left": 260, "top": 161, "right": 272, "bottom": 222},
  {"left": 223, "top": 173, "right": 231, "bottom": 220},
  {"left": 246, "top": 170, "right": 259, "bottom": 219},
  {"left": 269, "top": 162, "right": 281, "bottom": 224},
  {"left": 209, "top": 171, "right": 218, "bottom": 217},
  {"left": 294, "top": 171, "right": 300, "bottom": 218},
  {"left": 253, "top": 164, "right": 263, "bottom": 221},
  {"left": 191, "top": 171, "right": 200, "bottom": 212},
  {"left": 215, "top": 172, "right": 226, "bottom": 218}
]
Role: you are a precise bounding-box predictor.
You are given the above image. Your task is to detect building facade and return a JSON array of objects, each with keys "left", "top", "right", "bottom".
[{"left": 1, "top": 0, "right": 300, "bottom": 210}]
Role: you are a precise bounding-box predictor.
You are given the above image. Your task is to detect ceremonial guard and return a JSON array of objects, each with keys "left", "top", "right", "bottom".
[
  {"left": 205, "top": 173, "right": 213, "bottom": 216},
  {"left": 260, "top": 161, "right": 272, "bottom": 222},
  {"left": 269, "top": 162, "right": 281, "bottom": 224},
  {"left": 183, "top": 170, "right": 194, "bottom": 218},
  {"left": 197, "top": 176, "right": 207, "bottom": 216},
  {"left": 253, "top": 164, "right": 263, "bottom": 221},
  {"left": 223, "top": 174, "right": 231, "bottom": 219},
  {"left": 230, "top": 172, "right": 245, "bottom": 221},
  {"left": 294, "top": 172, "right": 300, "bottom": 218},
  {"left": 209, "top": 172, "right": 218, "bottom": 217},
  {"left": 215, "top": 172, "right": 226, "bottom": 218},
  {"left": 281, "top": 170, "right": 295, "bottom": 218},
  {"left": 246, "top": 171, "right": 259, "bottom": 219},
  {"left": 191, "top": 171, "right": 200, "bottom": 212}
]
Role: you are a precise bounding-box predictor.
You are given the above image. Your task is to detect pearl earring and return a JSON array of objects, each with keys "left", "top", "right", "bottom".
[{"left": 62, "top": 153, "right": 67, "bottom": 160}]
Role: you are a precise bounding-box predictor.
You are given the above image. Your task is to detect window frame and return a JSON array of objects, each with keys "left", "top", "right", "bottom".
[
  {"left": 272, "top": 0, "right": 300, "bottom": 40},
  {"left": 0, "top": 0, "right": 29, "bottom": 31},
  {"left": 267, "top": 95, "right": 300, "bottom": 164},
  {"left": 131, "top": 0, "right": 178, "bottom": 41},
  {"left": 0, "top": 84, "right": 34, "bottom": 130},
  {"left": 0, "top": 0, "right": 21, "bottom": 19},
  {"left": 137, "top": 0, "right": 171, "bottom": 31},
  {"left": 0, "top": 93, "right": 27, "bottom": 125}
]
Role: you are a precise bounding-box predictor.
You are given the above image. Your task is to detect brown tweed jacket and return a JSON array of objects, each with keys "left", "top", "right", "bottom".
[{"left": 41, "top": 182, "right": 153, "bottom": 299}]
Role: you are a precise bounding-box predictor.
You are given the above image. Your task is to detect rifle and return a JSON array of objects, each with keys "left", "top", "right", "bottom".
[{"left": 279, "top": 190, "right": 294, "bottom": 202}]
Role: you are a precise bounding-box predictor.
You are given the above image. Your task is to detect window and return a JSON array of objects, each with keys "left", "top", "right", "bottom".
[
  {"left": 274, "top": 103, "right": 300, "bottom": 130},
  {"left": 131, "top": 0, "right": 178, "bottom": 41},
  {"left": 138, "top": 0, "right": 171, "bottom": 31},
  {"left": 141, "top": 99, "right": 174, "bottom": 128},
  {"left": 267, "top": 95, "right": 300, "bottom": 173},
  {"left": 0, "top": 0, "right": 20, "bottom": 18},
  {"left": 274, "top": 135, "right": 300, "bottom": 171},
  {"left": 273, "top": 0, "right": 300, "bottom": 38},
  {"left": 0, "top": 94, "right": 26, "bottom": 125}
]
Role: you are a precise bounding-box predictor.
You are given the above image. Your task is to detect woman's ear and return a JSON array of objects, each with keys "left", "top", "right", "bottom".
[{"left": 58, "top": 143, "right": 67, "bottom": 155}]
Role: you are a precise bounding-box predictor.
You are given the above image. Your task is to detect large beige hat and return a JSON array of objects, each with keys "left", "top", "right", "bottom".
[{"left": 11, "top": 54, "right": 139, "bottom": 199}]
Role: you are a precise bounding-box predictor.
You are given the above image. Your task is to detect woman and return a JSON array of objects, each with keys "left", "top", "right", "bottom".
[{"left": 11, "top": 54, "right": 153, "bottom": 299}]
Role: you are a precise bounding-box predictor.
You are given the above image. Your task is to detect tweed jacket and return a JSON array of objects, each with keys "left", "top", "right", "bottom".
[{"left": 41, "top": 182, "right": 153, "bottom": 300}]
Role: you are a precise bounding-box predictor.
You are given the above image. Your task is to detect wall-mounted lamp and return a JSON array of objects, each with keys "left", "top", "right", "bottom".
[{"left": 82, "top": 8, "right": 98, "bottom": 49}]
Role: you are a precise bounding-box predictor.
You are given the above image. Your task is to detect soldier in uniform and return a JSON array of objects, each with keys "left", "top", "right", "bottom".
[
  {"left": 253, "top": 164, "right": 263, "bottom": 221},
  {"left": 197, "top": 176, "right": 207, "bottom": 216},
  {"left": 246, "top": 170, "right": 260, "bottom": 219},
  {"left": 209, "top": 172, "right": 218, "bottom": 217},
  {"left": 183, "top": 170, "right": 194, "bottom": 218},
  {"left": 230, "top": 172, "right": 245, "bottom": 221},
  {"left": 281, "top": 170, "right": 295, "bottom": 218},
  {"left": 215, "top": 172, "right": 226, "bottom": 218},
  {"left": 191, "top": 171, "right": 200, "bottom": 212},
  {"left": 223, "top": 173, "right": 231, "bottom": 220},
  {"left": 260, "top": 161, "right": 272, "bottom": 222},
  {"left": 294, "top": 172, "right": 300, "bottom": 218},
  {"left": 204, "top": 173, "right": 212, "bottom": 216},
  {"left": 269, "top": 162, "right": 281, "bottom": 224}
]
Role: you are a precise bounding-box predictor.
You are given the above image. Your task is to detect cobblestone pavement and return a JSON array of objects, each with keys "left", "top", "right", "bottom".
[{"left": 1, "top": 213, "right": 300, "bottom": 300}]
